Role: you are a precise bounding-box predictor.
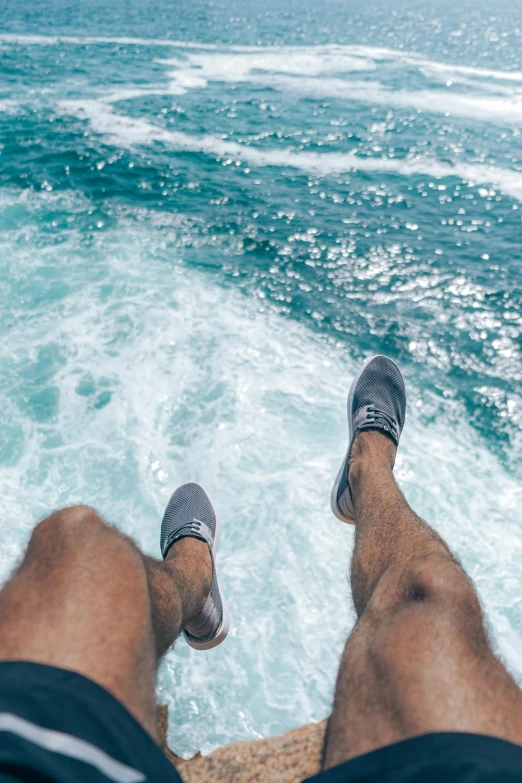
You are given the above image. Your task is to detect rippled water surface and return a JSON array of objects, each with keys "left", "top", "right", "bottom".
[{"left": 0, "top": 0, "right": 521, "bottom": 756}]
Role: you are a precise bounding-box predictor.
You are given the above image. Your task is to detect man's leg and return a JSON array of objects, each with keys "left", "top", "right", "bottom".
[
  {"left": 0, "top": 504, "right": 211, "bottom": 738},
  {"left": 324, "top": 430, "right": 522, "bottom": 769}
]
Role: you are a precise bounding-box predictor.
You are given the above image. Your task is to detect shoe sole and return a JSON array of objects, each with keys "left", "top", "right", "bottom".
[
  {"left": 330, "top": 355, "right": 396, "bottom": 525},
  {"left": 182, "top": 483, "right": 231, "bottom": 651}
]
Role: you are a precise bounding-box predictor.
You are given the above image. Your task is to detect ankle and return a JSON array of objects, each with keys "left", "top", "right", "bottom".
[
  {"left": 349, "top": 431, "right": 396, "bottom": 489},
  {"left": 165, "top": 537, "right": 212, "bottom": 622}
]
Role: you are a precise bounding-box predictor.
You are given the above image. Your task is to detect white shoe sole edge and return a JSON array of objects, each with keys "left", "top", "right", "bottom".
[{"left": 182, "top": 483, "right": 231, "bottom": 651}]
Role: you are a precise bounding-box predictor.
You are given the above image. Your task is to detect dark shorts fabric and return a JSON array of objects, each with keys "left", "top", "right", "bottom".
[
  {"left": 305, "top": 731, "right": 522, "bottom": 783},
  {"left": 0, "top": 661, "right": 182, "bottom": 783}
]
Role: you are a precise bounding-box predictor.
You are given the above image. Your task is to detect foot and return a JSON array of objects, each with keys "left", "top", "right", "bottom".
[
  {"left": 330, "top": 355, "right": 406, "bottom": 524},
  {"left": 161, "top": 482, "right": 230, "bottom": 650}
]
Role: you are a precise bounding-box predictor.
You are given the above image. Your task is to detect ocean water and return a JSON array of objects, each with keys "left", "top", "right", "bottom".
[{"left": 1, "top": 0, "right": 522, "bottom": 757}]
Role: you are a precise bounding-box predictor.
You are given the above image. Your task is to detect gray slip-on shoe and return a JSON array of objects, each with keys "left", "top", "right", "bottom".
[
  {"left": 161, "top": 482, "right": 230, "bottom": 650},
  {"left": 330, "top": 355, "right": 406, "bottom": 524}
]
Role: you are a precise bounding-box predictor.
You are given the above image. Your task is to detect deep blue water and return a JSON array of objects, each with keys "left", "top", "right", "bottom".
[{"left": 0, "top": 0, "right": 521, "bottom": 757}]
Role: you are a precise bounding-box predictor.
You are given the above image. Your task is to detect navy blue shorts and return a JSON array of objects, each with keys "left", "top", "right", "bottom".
[
  {"left": 2, "top": 662, "right": 522, "bottom": 783},
  {"left": 0, "top": 661, "right": 182, "bottom": 782},
  {"left": 305, "top": 731, "right": 522, "bottom": 783}
]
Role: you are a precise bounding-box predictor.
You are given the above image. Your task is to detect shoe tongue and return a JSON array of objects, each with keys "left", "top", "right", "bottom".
[
  {"left": 162, "top": 519, "right": 214, "bottom": 559},
  {"left": 355, "top": 405, "right": 400, "bottom": 446}
]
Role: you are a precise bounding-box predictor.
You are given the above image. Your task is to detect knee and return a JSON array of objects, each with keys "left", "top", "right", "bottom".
[
  {"left": 366, "top": 561, "right": 487, "bottom": 676},
  {"left": 30, "top": 505, "right": 108, "bottom": 556},
  {"left": 28, "top": 506, "right": 149, "bottom": 598},
  {"left": 370, "top": 556, "right": 482, "bottom": 620},
  {"left": 36, "top": 504, "right": 106, "bottom": 537},
  {"left": 404, "top": 558, "right": 481, "bottom": 618}
]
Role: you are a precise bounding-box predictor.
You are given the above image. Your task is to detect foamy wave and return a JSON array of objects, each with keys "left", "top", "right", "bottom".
[
  {"left": 157, "top": 50, "right": 522, "bottom": 126},
  {"left": 58, "top": 99, "right": 522, "bottom": 201},
  {"left": 345, "top": 44, "right": 522, "bottom": 83},
  {"left": 161, "top": 49, "right": 376, "bottom": 83},
  {"left": 0, "top": 99, "right": 22, "bottom": 114},
  {"left": 0, "top": 33, "right": 218, "bottom": 49},
  {"left": 5, "top": 32, "right": 522, "bottom": 83},
  {"left": 7, "top": 33, "right": 522, "bottom": 125},
  {"left": 242, "top": 73, "right": 522, "bottom": 125}
]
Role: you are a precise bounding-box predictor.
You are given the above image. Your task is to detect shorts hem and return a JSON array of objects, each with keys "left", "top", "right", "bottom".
[{"left": 305, "top": 731, "right": 522, "bottom": 782}]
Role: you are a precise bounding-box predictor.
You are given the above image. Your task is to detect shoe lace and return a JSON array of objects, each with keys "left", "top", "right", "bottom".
[
  {"left": 163, "top": 519, "right": 204, "bottom": 558},
  {"left": 365, "top": 407, "right": 398, "bottom": 440}
]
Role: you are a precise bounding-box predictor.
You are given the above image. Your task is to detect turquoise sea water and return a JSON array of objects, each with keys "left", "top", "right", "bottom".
[{"left": 1, "top": 0, "right": 522, "bottom": 756}]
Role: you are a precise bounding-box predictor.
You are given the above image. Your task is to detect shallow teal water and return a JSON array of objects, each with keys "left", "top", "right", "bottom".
[{"left": 0, "top": 0, "right": 521, "bottom": 756}]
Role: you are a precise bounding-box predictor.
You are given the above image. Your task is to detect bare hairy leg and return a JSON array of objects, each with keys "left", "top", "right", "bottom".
[
  {"left": 324, "top": 431, "right": 522, "bottom": 769},
  {"left": 0, "top": 505, "right": 211, "bottom": 738}
]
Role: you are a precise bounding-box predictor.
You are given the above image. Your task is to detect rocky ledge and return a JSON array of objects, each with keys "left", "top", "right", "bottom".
[{"left": 157, "top": 706, "right": 326, "bottom": 783}]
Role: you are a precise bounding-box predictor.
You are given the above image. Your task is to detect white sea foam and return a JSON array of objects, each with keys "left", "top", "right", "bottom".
[
  {"left": 262, "top": 74, "right": 522, "bottom": 125},
  {"left": 7, "top": 33, "right": 522, "bottom": 126},
  {"left": 5, "top": 32, "right": 522, "bottom": 83},
  {"left": 0, "top": 192, "right": 521, "bottom": 754},
  {"left": 58, "top": 98, "right": 522, "bottom": 201},
  {"left": 0, "top": 33, "right": 219, "bottom": 49},
  {"left": 405, "top": 57, "right": 522, "bottom": 84},
  {"left": 0, "top": 99, "right": 22, "bottom": 114},
  {"left": 157, "top": 50, "right": 522, "bottom": 126},
  {"left": 344, "top": 44, "right": 522, "bottom": 82},
  {"left": 161, "top": 49, "right": 376, "bottom": 83}
]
